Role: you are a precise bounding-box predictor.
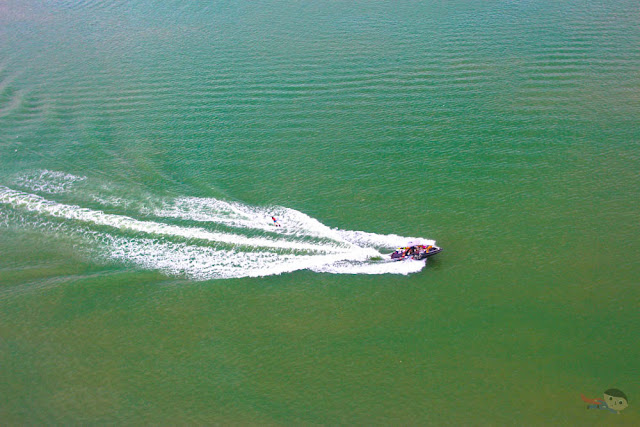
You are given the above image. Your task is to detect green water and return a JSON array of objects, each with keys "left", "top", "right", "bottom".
[{"left": 1, "top": 0, "right": 639, "bottom": 424}]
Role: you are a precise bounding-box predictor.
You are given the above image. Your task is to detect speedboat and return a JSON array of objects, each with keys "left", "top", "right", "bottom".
[{"left": 390, "top": 244, "right": 442, "bottom": 261}]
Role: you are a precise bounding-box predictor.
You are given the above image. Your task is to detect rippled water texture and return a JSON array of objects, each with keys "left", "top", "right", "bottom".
[{"left": 1, "top": 0, "right": 639, "bottom": 424}]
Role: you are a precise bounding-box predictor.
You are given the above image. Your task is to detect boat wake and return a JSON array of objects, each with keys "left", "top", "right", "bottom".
[{"left": 0, "top": 171, "right": 435, "bottom": 280}]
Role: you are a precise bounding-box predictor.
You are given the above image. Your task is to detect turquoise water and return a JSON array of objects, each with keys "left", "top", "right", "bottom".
[{"left": 1, "top": 0, "right": 639, "bottom": 424}]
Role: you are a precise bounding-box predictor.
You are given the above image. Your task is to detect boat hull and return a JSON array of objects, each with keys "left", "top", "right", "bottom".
[
  {"left": 390, "top": 245, "right": 442, "bottom": 261},
  {"left": 413, "top": 246, "right": 442, "bottom": 259}
]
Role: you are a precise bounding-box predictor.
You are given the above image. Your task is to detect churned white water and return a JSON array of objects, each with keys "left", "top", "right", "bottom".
[{"left": 1, "top": 173, "right": 434, "bottom": 280}]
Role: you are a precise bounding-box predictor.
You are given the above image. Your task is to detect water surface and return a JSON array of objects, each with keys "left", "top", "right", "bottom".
[{"left": 1, "top": 0, "right": 639, "bottom": 424}]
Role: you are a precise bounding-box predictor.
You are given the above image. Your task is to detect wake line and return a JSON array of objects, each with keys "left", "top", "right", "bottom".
[
  {"left": 2, "top": 208, "right": 425, "bottom": 280},
  {"left": 0, "top": 186, "right": 371, "bottom": 255},
  {"left": 153, "top": 198, "right": 434, "bottom": 249},
  {"left": 1, "top": 175, "right": 437, "bottom": 280},
  {"left": 155, "top": 196, "right": 348, "bottom": 242}
]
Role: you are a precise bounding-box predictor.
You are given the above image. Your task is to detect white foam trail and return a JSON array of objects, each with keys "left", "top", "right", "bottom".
[
  {"left": 2, "top": 210, "right": 422, "bottom": 280},
  {"left": 0, "top": 183, "right": 438, "bottom": 280},
  {"left": 0, "top": 186, "right": 363, "bottom": 254},
  {"left": 311, "top": 258, "right": 427, "bottom": 276},
  {"left": 154, "top": 197, "right": 431, "bottom": 249},
  {"left": 102, "top": 235, "right": 392, "bottom": 280},
  {"left": 336, "top": 230, "right": 435, "bottom": 249},
  {"left": 14, "top": 170, "right": 86, "bottom": 194},
  {"left": 154, "top": 197, "right": 347, "bottom": 241},
  {"left": 155, "top": 197, "right": 284, "bottom": 232}
]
